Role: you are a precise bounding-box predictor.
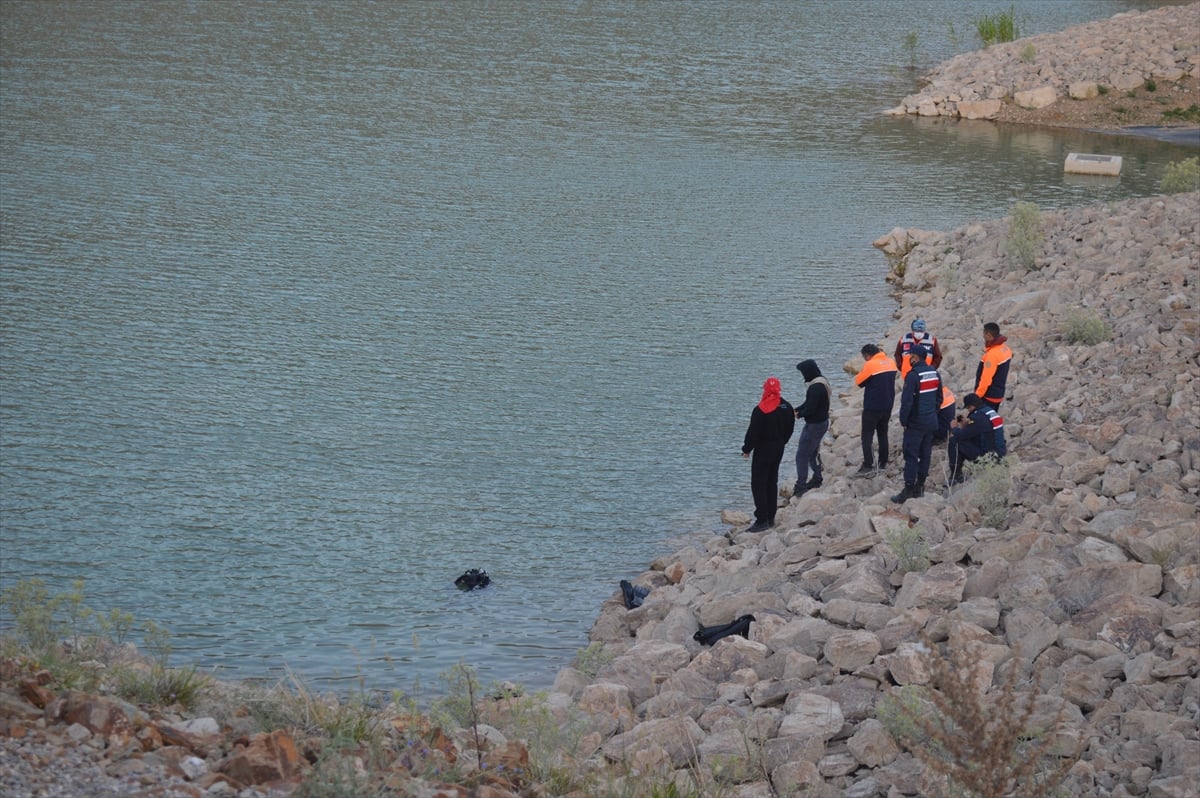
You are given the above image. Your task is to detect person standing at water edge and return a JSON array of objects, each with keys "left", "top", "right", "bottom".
[
  {"left": 974, "top": 322, "right": 1013, "bottom": 410},
  {"left": 892, "top": 345, "right": 942, "bottom": 503},
  {"left": 853, "top": 344, "right": 897, "bottom": 475},
  {"left": 792, "top": 359, "right": 830, "bottom": 498},
  {"left": 894, "top": 318, "right": 942, "bottom": 379},
  {"left": 742, "top": 377, "right": 795, "bottom": 533}
]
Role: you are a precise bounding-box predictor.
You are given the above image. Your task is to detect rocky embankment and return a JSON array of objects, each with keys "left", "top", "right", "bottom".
[
  {"left": 1, "top": 209, "right": 1197, "bottom": 798},
  {"left": 889, "top": 3, "right": 1200, "bottom": 123},
  {"left": 551, "top": 190, "right": 1200, "bottom": 797},
  {"left": 2, "top": 208, "right": 1199, "bottom": 798}
]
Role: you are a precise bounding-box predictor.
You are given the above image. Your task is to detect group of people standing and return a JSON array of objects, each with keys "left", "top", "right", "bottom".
[{"left": 740, "top": 320, "right": 1012, "bottom": 532}]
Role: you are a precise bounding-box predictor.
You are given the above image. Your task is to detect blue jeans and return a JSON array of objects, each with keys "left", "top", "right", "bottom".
[{"left": 795, "top": 419, "right": 829, "bottom": 485}]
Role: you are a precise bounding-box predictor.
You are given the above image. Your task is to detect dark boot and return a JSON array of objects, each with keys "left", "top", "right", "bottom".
[
  {"left": 891, "top": 484, "right": 915, "bottom": 504},
  {"left": 915, "top": 479, "right": 926, "bottom": 498}
]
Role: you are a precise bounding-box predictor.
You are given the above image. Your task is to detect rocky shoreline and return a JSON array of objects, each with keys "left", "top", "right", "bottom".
[
  {"left": 3, "top": 190, "right": 1196, "bottom": 798},
  {"left": 558, "top": 188, "right": 1198, "bottom": 797},
  {"left": 888, "top": 2, "right": 1200, "bottom": 132},
  {"left": 3, "top": 5, "right": 1200, "bottom": 797}
]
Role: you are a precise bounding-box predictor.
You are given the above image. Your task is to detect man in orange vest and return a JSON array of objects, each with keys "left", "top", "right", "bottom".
[
  {"left": 853, "top": 344, "right": 897, "bottom": 476},
  {"left": 974, "top": 322, "right": 1013, "bottom": 410}
]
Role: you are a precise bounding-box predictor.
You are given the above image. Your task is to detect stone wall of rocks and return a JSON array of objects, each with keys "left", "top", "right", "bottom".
[
  {"left": 543, "top": 191, "right": 1200, "bottom": 798},
  {"left": 888, "top": 3, "right": 1200, "bottom": 119}
]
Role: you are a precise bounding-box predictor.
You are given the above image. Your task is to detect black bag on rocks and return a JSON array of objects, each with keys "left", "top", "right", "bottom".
[
  {"left": 693, "top": 614, "right": 755, "bottom": 646},
  {"left": 620, "top": 579, "right": 650, "bottom": 610}
]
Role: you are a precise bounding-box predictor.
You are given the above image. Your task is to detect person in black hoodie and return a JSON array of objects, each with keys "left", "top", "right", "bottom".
[
  {"left": 742, "top": 376, "right": 795, "bottom": 532},
  {"left": 792, "top": 359, "right": 831, "bottom": 499}
]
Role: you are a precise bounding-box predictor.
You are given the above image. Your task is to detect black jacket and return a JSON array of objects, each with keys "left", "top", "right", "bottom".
[
  {"left": 742, "top": 400, "right": 796, "bottom": 456},
  {"left": 795, "top": 360, "right": 830, "bottom": 423}
]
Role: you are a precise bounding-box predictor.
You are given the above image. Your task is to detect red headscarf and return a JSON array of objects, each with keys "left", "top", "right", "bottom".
[{"left": 758, "top": 377, "right": 782, "bottom": 414}]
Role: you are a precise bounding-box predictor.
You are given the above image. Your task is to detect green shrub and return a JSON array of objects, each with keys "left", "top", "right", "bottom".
[
  {"left": 1096, "top": 84, "right": 1109, "bottom": 96},
  {"left": 885, "top": 524, "right": 931, "bottom": 574},
  {"left": 965, "top": 454, "right": 1015, "bottom": 528},
  {"left": 1144, "top": 78, "right": 1157, "bottom": 92},
  {"left": 1062, "top": 308, "right": 1112, "bottom": 345},
  {"left": 975, "top": 7, "right": 1018, "bottom": 46},
  {"left": 1020, "top": 43, "right": 1036, "bottom": 63},
  {"left": 1004, "top": 201, "right": 1043, "bottom": 270},
  {"left": 573, "top": 641, "right": 614, "bottom": 679},
  {"left": 1160, "top": 156, "right": 1200, "bottom": 193},
  {"left": 1162, "top": 104, "right": 1200, "bottom": 122}
]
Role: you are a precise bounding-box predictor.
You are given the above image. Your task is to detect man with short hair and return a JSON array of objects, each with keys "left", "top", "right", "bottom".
[
  {"left": 948, "top": 393, "right": 1007, "bottom": 483},
  {"left": 974, "top": 322, "right": 1013, "bottom": 410},
  {"left": 853, "top": 344, "right": 897, "bottom": 476},
  {"left": 892, "top": 345, "right": 942, "bottom": 504}
]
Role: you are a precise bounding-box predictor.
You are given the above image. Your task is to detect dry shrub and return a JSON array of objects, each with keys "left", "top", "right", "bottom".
[{"left": 882, "top": 638, "right": 1079, "bottom": 798}]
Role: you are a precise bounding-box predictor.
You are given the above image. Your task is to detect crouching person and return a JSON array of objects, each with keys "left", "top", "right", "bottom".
[{"left": 948, "top": 393, "right": 1007, "bottom": 483}]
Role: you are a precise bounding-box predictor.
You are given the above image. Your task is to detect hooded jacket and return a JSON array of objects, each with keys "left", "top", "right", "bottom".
[{"left": 795, "top": 360, "right": 830, "bottom": 423}]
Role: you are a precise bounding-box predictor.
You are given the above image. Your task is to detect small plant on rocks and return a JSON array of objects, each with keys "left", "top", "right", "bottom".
[
  {"left": 886, "top": 523, "right": 931, "bottom": 574},
  {"left": 965, "top": 454, "right": 1014, "bottom": 528},
  {"left": 1061, "top": 307, "right": 1112, "bottom": 345},
  {"left": 882, "top": 637, "right": 1078, "bottom": 798},
  {"left": 1004, "top": 201, "right": 1043, "bottom": 270},
  {"left": 574, "top": 640, "right": 615, "bottom": 678},
  {"left": 1160, "top": 156, "right": 1200, "bottom": 193}
]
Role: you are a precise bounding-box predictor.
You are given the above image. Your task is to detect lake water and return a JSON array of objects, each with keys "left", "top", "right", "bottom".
[{"left": 1, "top": 0, "right": 1193, "bottom": 696}]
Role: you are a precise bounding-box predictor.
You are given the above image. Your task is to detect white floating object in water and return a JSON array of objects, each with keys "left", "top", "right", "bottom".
[{"left": 1065, "top": 152, "right": 1122, "bottom": 176}]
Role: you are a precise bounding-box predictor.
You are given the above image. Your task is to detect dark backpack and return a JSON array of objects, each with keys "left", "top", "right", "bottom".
[{"left": 693, "top": 614, "right": 755, "bottom": 646}]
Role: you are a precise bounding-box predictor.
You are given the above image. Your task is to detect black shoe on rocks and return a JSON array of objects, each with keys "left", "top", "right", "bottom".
[
  {"left": 746, "top": 519, "right": 773, "bottom": 533},
  {"left": 891, "top": 484, "right": 915, "bottom": 504},
  {"left": 855, "top": 465, "right": 875, "bottom": 477}
]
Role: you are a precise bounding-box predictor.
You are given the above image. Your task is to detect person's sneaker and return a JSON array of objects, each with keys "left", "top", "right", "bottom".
[
  {"left": 746, "top": 519, "right": 773, "bottom": 533},
  {"left": 854, "top": 464, "right": 875, "bottom": 477}
]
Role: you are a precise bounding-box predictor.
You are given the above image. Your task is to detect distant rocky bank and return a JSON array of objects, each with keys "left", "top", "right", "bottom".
[{"left": 888, "top": 2, "right": 1200, "bottom": 131}]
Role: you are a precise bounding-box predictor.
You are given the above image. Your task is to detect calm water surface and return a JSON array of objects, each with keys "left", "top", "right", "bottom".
[{"left": 2, "top": 0, "right": 1193, "bottom": 694}]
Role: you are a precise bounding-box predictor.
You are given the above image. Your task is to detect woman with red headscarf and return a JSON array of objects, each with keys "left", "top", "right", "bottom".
[{"left": 741, "top": 377, "right": 795, "bottom": 532}]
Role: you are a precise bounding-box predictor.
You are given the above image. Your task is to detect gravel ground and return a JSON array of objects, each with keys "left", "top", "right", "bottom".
[{"left": 0, "top": 730, "right": 202, "bottom": 798}]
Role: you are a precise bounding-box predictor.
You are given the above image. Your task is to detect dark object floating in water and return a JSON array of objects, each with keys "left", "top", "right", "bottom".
[
  {"left": 619, "top": 579, "right": 650, "bottom": 610},
  {"left": 693, "top": 614, "right": 755, "bottom": 646},
  {"left": 455, "top": 569, "right": 491, "bottom": 591}
]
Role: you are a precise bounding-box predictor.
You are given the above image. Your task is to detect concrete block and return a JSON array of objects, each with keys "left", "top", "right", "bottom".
[{"left": 1065, "top": 152, "right": 1122, "bottom": 176}]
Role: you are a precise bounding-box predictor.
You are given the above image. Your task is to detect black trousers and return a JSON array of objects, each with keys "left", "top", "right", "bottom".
[
  {"left": 861, "top": 410, "right": 890, "bottom": 467},
  {"left": 750, "top": 444, "right": 786, "bottom": 523}
]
